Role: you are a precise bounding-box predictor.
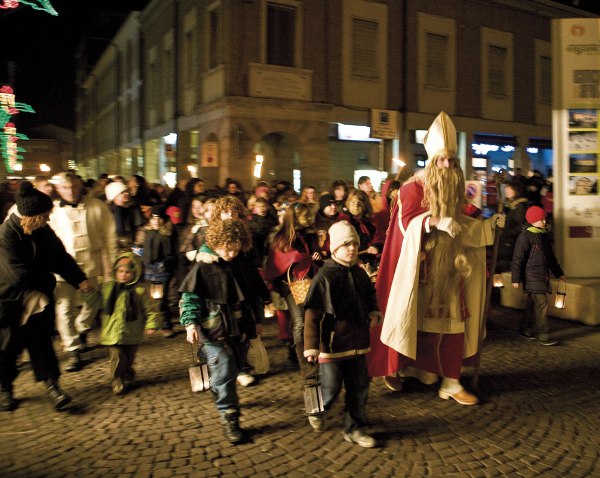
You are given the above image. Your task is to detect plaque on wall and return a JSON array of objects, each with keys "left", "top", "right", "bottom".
[
  {"left": 569, "top": 175, "right": 597, "bottom": 195},
  {"left": 569, "top": 154, "right": 598, "bottom": 173}
]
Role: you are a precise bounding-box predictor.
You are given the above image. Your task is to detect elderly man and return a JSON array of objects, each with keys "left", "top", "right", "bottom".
[
  {"left": 49, "top": 171, "right": 117, "bottom": 372},
  {"left": 369, "top": 112, "right": 504, "bottom": 405}
]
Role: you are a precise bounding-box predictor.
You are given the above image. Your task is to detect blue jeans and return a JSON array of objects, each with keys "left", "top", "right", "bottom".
[
  {"left": 320, "top": 356, "right": 370, "bottom": 433},
  {"left": 203, "top": 342, "right": 239, "bottom": 416}
]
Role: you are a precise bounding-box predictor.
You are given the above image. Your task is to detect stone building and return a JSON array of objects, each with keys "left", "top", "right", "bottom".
[{"left": 75, "top": 0, "right": 597, "bottom": 191}]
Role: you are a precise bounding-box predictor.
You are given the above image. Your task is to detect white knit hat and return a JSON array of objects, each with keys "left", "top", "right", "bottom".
[
  {"left": 105, "top": 181, "right": 128, "bottom": 202},
  {"left": 329, "top": 220, "right": 359, "bottom": 254}
]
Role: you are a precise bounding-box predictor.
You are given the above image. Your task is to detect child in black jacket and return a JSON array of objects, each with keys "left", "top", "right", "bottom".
[
  {"left": 303, "top": 220, "right": 382, "bottom": 448},
  {"left": 179, "top": 219, "right": 261, "bottom": 444},
  {"left": 511, "top": 206, "right": 565, "bottom": 345}
]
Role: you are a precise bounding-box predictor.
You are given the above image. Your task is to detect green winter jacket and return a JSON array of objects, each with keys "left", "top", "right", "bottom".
[{"left": 99, "top": 252, "right": 159, "bottom": 345}]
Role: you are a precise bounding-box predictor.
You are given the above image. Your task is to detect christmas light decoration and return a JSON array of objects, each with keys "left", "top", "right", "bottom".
[
  {"left": 1, "top": 85, "right": 35, "bottom": 174},
  {"left": 0, "top": 0, "right": 58, "bottom": 15}
]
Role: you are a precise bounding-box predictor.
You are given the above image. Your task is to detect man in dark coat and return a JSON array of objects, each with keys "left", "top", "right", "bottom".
[{"left": 0, "top": 182, "right": 90, "bottom": 411}]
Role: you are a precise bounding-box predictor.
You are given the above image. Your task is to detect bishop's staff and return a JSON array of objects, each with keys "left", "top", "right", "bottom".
[{"left": 471, "top": 169, "right": 506, "bottom": 389}]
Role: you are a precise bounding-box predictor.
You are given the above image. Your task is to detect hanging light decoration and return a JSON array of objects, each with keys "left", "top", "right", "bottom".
[{"left": 0, "top": 0, "right": 58, "bottom": 16}]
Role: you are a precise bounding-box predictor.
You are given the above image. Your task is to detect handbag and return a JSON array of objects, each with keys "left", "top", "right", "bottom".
[
  {"left": 246, "top": 336, "right": 270, "bottom": 375},
  {"left": 286, "top": 265, "right": 313, "bottom": 305}
]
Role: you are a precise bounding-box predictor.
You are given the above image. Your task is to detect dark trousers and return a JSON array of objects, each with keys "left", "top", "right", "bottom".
[
  {"left": 108, "top": 345, "right": 139, "bottom": 380},
  {"left": 159, "top": 278, "right": 173, "bottom": 330},
  {"left": 0, "top": 306, "right": 60, "bottom": 389},
  {"left": 523, "top": 292, "right": 550, "bottom": 341},
  {"left": 320, "top": 355, "right": 370, "bottom": 433},
  {"left": 285, "top": 295, "right": 318, "bottom": 383}
]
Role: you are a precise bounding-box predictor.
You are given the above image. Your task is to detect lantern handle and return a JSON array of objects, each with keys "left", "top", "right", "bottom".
[
  {"left": 190, "top": 342, "right": 204, "bottom": 364},
  {"left": 557, "top": 277, "right": 567, "bottom": 295}
]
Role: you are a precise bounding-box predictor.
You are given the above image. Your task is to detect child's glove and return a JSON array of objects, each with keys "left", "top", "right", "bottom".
[{"left": 186, "top": 324, "right": 200, "bottom": 344}]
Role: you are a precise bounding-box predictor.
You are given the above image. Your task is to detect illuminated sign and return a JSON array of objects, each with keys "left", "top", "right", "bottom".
[
  {"left": 337, "top": 124, "right": 381, "bottom": 142},
  {"left": 471, "top": 143, "right": 515, "bottom": 155}
]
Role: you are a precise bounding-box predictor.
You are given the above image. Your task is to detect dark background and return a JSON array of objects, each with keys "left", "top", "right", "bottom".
[
  {"left": 0, "top": 0, "right": 598, "bottom": 134},
  {"left": 0, "top": 0, "right": 150, "bottom": 132}
]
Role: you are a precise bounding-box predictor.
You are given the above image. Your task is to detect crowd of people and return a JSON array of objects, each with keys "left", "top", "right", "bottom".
[{"left": 0, "top": 112, "right": 563, "bottom": 449}]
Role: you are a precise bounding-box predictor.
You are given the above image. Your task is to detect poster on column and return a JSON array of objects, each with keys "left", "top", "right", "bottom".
[
  {"left": 201, "top": 142, "right": 219, "bottom": 168},
  {"left": 553, "top": 18, "right": 600, "bottom": 277}
]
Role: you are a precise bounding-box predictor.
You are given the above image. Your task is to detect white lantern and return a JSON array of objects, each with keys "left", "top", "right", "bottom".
[
  {"left": 554, "top": 280, "right": 566, "bottom": 309},
  {"left": 189, "top": 345, "right": 211, "bottom": 392},
  {"left": 304, "top": 381, "right": 325, "bottom": 415},
  {"left": 493, "top": 274, "right": 504, "bottom": 288},
  {"left": 150, "top": 281, "right": 163, "bottom": 299}
]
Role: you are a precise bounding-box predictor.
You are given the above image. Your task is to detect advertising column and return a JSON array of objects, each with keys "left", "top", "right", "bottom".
[{"left": 552, "top": 18, "right": 600, "bottom": 277}]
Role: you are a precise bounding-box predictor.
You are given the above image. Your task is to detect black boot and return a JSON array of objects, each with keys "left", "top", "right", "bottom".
[
  {"left": 79, "top": 332, "right": 89, "bottom": 352},
  {"left": 65, "top": 351, "right": 83, "bottom": 372},
  {"left": 221, "top": 409, "right": 243, "bottom": 444},
  {"left": 45, "top": 379, "right": 71, "bottom": 411},
  {"left": 0, "top": 385, "right": 17, "bottom": 412}
]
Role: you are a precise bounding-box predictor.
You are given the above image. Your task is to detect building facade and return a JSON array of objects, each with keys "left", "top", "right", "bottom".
[{"left": 75, "top": 0, "right": 597, "bottom": 191}]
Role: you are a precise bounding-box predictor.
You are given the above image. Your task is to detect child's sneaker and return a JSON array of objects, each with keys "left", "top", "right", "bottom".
[
  {"left": 236, "top": 373, "right": 255, "bottom": 387},
  {"left": 343, "top": 429, "right": 377, "bottom": 448},
  {"left": 112, "top": 378, "right": 125, "bottom": 395},
  {"left": 308, "top": 415, "right": 324, "bottom": 431},
  {"left": 538, "top": 338, "right": 559, "bottom": 346}
]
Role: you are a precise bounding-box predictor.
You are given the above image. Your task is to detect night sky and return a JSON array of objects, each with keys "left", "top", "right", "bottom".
[
  {"left": 1, "top": 0, "right": 598, "bottom": 135},
  {"left": 0, "top": 0, "right": 150, "bottom": 133}
]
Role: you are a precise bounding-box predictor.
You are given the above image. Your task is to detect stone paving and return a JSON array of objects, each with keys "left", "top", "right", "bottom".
[{"left": 1, "top": 306, "right": 599, "bottom": 478}]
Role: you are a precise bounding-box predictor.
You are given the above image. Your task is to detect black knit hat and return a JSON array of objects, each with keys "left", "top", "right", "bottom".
[
  {"left": 319, "top": 193, "right": 337, "bottom": 211},
  {"left": 16, "top": 181, "right": 53, "bottom": 216}
]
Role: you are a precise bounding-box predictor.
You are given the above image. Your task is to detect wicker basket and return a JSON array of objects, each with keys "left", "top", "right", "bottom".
[{"left": 286, "top": 266, "right": 312, "bottom": 305}]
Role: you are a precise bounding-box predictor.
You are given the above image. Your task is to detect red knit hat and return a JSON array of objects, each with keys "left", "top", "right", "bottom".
[{"left": 526, "top": 206, "right": 546, "bottom": 224}]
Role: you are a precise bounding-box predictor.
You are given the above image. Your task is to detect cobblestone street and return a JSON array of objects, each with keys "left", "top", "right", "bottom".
[{"left": 1, "top": 306, "right": 599, "bottom": 478}]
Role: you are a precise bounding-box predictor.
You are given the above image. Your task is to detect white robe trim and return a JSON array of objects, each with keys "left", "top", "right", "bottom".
[{"left": 381, "top": 211, "right": 494, "bottom": 361}]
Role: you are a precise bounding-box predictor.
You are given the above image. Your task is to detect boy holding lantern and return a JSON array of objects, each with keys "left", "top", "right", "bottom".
[
  {"left": 303, "top": 220, "right": 382, "bottom": 448},
  {"left": 511, "top": 206, "right": 565, "bottom": 346},
  {"left": 179, "top": 219, "right": 261, "bottom": 444}
]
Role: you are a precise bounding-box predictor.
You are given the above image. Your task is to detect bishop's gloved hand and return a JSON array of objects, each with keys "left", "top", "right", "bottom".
[
  {"left": 491, "top": 213, "right": 506, "bottom": 229},
  {"left": 436, "top": 217, "right": 462, "bottom": 238}
]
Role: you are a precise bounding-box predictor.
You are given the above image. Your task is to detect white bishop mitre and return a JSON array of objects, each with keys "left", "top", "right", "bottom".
[{"left": 423, "top": 111, "right": 457, "bottom": 159}]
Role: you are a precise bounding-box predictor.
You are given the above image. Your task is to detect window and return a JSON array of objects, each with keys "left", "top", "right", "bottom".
[
  {"left": 148, "top": 60, "right": 156, "bottom": 108},
  {"left": 487, "top": 45, "right": 507, "bottom": 96},
  {"left": 267, "top": 3, "right": 295, "bottom": 66},
  {"left": 351, "top": 18, "right": 378, "bottom": 79},
  {"left": 425, "top": 32, "right": 448, "bottom": 88},
  {"left": 540, "top": 55, "right": 551, "bottom": 105},
  {"left": 163, "top": 48, "right": 173, "bottom": 98},
  {"left": 208, "top": 7, "right": 221, "bottom": 69},
  {"left": 185, "top": 30, "right": 194, "bottom": 83}
]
